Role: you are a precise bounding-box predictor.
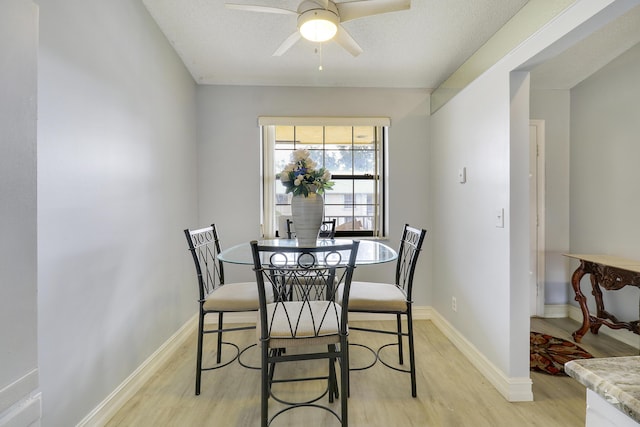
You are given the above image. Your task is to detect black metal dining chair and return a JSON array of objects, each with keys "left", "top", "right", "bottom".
[
  {"left": 250, "top": 239, "right": 359, "bottom": 427},
  {"left": 184, "top": 224, "right": 274, "bottom": 395},
  {"left": 339, "top": 224, "right": 427, "bottom": 397},
  {"left": 286, "top": 218, "right": 337, "bottom": 239}
]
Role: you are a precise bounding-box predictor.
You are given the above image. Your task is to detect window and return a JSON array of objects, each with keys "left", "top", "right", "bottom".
[{"left": 260, "top": 117, "right": 389, "bottom": 238}]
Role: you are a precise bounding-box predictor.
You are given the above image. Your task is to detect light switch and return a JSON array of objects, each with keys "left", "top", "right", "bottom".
[
  {"left": 458, "top": 167, "right": 466, "bottom": 184},
  {"left": 496, "top": 208, "right": 504, "bottom": 228}
]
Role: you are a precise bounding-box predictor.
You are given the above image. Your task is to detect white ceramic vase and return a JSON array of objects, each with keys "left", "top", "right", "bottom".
[{"left": 290, "top": 192, "right": 324, "bottom": 246}]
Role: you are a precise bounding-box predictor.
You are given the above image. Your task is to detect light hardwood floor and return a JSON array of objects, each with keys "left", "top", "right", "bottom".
[{"left": 105, "top": 318, "right": 638, "bottom": 426}]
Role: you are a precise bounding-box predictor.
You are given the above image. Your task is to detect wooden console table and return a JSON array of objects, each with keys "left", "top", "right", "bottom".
[{"left": 564, "top": 254, "right": 640, "bottom": 343}]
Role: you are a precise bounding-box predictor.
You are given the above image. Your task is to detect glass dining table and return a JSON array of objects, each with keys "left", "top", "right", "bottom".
[{"left": 218, "top": 238, "right": 398, "bottom": 266}]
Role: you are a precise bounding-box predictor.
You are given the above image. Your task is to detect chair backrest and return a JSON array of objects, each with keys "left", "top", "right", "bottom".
[
  {"left": 319, "top": 219, "right": 336, "bottom": 239},
  {"left": 395, "top": 224, "right": 427, "bottom": 299},
  {"left": 277, "top": 215, "right": 292, "bottom": 238},
  {"left": 286, "top": 218, "right": 337, "bottom": 239},
  {"left": 285, "top": 218, "right": 294, "bottom": 239},
  {"left": 250, "top": 240, "right": 359, "bottom": 341},
  {"left": 184, "top": 224, "right": 225, "bottom": 301}
]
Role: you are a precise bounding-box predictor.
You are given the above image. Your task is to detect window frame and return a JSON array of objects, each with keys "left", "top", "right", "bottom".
[{"left": 260, "top": 117, "right": 390, "bottom": 239}]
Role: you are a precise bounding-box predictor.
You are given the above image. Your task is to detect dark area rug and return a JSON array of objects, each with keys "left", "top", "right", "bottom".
[{"left": 530, "top": 331, "right": 593, "bottom": 375}]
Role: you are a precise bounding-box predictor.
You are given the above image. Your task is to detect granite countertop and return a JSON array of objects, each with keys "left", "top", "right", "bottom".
[{"left": 565, "top": 356, "right": 640, "bottom": 423}]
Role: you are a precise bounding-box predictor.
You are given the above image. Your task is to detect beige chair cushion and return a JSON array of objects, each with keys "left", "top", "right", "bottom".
[
  {"left": 203, "top": 282, "right": 273, "bottom": 312},
  {"left": 339, "top": 281, "right": 408, "bottom": 312},
  {"left": 259, "top": 301, "right": 342, "bottom": 348}
]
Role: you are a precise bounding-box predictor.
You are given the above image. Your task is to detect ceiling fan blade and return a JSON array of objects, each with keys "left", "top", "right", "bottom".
[
  {"left": 225, "top": 3, "right": 298, "bottom": 15},
  {"left": 336, "top": 0, "right": 410, "bottom": 23},
  {"left": 334, "top": 25, "right": 363, "bottom": 57},
  {"left": 273, "top": 31, "right": 302, "bottom": 56}
]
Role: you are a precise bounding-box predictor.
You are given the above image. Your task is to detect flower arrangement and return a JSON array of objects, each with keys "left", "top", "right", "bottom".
[{"left": 277, "top": 149, "right": 334, "bottom": 197}]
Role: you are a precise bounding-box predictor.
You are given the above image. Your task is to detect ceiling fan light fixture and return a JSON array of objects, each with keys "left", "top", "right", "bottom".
[{"left": 298, "top": 9, "right": 338, "bottom": 42}]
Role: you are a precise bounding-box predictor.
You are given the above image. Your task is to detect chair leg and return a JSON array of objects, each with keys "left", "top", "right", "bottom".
[
  {"left": 216, "top": 312, "right": 224, "bottom": 364},
  {"left": 340, "top": 338, "right": 349, "bottom": 426},
  {"left": 268, "top": 348, "right": 280, "bottom": 388},
  {"left": 346, "top": 341, "right": 351, "bottom": 398},
  {"left": 261, "top": 344, "right": 270, "bottom": 427},
  {"left": 195, "top": 312, "right": 204, "bottom": 395},
  {"left": 396, "top": 313, "right": 404, "bottom": 365},
  {"left": 328, "top": 344, "right": 336, "bottom": 403},
  {"left": 407, "top": 310, "right": 417, "bottom": 398}
]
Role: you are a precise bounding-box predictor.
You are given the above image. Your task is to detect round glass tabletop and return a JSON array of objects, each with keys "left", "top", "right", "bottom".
[{"left": 218, "top": 239, "right": 398, "bottom": 266}]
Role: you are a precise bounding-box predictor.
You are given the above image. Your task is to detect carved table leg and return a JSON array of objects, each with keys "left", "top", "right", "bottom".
[
  {"left": 571, "top": 261, "right": 590, "bottom": 343},
  {"left": 590, "top": 273, "right": 604, "bottom": 334}
]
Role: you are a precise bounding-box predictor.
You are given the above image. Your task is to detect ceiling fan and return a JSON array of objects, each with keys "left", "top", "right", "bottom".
[{"left": 225, "top": 0, "right": 410, "bottom": 57}]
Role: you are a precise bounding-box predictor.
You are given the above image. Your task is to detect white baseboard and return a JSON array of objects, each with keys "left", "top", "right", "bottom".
[
  {"left": 541, "top": 304, "right": 639, "bottom": 349},
  {"left": 204, "top": 312, "right": 256, "bottom": 324},
  {"left": 566, "top": 305, "right": 640, "bottom": 350},
  {"left": 83, "top": 305, "right": 536, "bottom": 424},
  {"left": 543, "top": 304, "right": 569, "bottom": 318},
  {"left": 77, "top": 314, "right": 198, "bottom": 427},
  {"left": 0, "top": 369, "right": 41, "bottom": 427},
  {"left": 412, "top": 306, "right": 433, "bottom": 320},
  {"left": 346, "top": 306, "right": 434, "bottom": 322},
  {"left": 291, "top": 305, "right": 530, "bottom": 402},
  {"left": 429, "top": 310, "right": 533, "bottom": 402},
  {"left": 204, "top": 306, "right": 434, "bottom": 325}
]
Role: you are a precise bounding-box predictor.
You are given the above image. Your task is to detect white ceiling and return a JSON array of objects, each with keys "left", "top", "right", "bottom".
[
  {"left": 142, "top": 0, "right": 528, "bottom": 89},
  {"left": 530, "top": 3, "right": 640, "bottom": 90},
  {"left": 141, "top": 0, "right": 640, "bottom": 91}
]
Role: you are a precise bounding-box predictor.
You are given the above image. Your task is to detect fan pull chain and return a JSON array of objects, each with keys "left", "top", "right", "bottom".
[{"left": 315, "top": 44, "right": 323, "bottom": 71}]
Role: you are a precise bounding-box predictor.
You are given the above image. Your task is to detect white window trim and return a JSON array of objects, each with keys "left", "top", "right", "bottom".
[
  {"left": 259, "top": 116, "right": 391, "bottom": 239},
  {"left": 258, "top": 116, "right": 391, "bottom": 127}
]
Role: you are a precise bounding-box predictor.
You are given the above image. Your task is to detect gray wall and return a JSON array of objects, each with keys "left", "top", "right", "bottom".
[
  {"left": 530, "top": 42, "right": 640, "bottom": 317},
  {"left": 0, "top": 1, "right": 40, "bottom": 425},
  {"left": 6, "top": 0, "right": 635, "bottom": 423},
  {"left": 196, "top": 85, "right": 432, "bottom": 303},
  {"left": 431, "top": 64, "right": 526, "bottom": 380},
  {"left": 530, "top": 89, "right": 572, "bottom": 305},
  {"left": 569, "top": 42, "right": 640, "bottom": 321},
  {"left": 429, "top": 0, "right": 629, "bottom": 395},
  {"left": 36, "top": 0, "right": 198, "bottom": 425}
]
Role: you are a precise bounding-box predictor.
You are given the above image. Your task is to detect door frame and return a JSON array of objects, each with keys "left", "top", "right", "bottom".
[{"left": 530, "top": 120, "right": 546, "bottom": 317}]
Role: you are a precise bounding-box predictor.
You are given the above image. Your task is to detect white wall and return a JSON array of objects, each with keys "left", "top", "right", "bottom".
[
  {"left": 429, "top": 0, "right": 632, "bottom": 399},
  {"left": 0, "top": 1, "right": 41, "bottom": 425},
  {"left": 16, "top": 1, "right": 639, "bottom": 423},
  {"left": 196, "top": 85, "right": 432, "bottom": 304},
  {"left": 530, "top": 42, "right": 640, "bottom": 313},
  {"left": 569, "top": 42, "right": 640, "bottom": 321},
  {"left": 36, "top": 1, "right": 198, "bottom": 425},
  {"left": 530, "top": 89, "right": 572, "bottom": 304},
  {"left": 431, "top": 64, "right": 516, "bottom": 376}
]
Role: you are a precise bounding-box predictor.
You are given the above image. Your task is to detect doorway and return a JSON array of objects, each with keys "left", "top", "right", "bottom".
[{"left": 529, "top": 120, "right": 545, "bottom": 317}]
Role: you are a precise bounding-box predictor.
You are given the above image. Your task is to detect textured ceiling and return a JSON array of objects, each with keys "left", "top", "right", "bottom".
[
  {"left": 142, "top": 0, "right": 528, "bottom": 89},
  {"left": 530, "top": 4, "right": 640, "bottom": 90},
  {"left": 142, "top": 1, "right": 640, "bottom": 91}
]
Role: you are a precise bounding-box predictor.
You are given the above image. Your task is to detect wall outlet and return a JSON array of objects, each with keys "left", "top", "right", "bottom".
[{"left": 452, "top": 296, "right": 457, "bottom": 312}]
